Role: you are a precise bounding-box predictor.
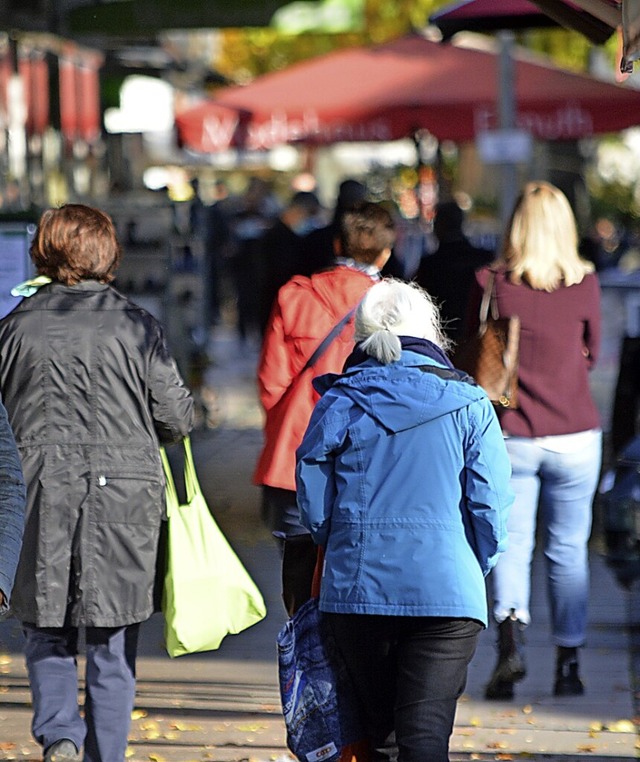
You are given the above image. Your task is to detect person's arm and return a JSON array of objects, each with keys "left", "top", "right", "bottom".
[
  {"left": 462, "top": 397, "right": 514, "bottom": 576},
  {"left": 147, "top": 323, "right": 195, "bottom": 444},
  {"left": 582, "top": 274, "right": 602, "bottom": 369},
  {"left": 257, "top": 295, "right": 297, "bottom": 413},
  {"left": 0, "top": 400, "right": 26, "bottom": 613},
  {"left": 295, "top": 396, "right": 344, "bottom": 547}
]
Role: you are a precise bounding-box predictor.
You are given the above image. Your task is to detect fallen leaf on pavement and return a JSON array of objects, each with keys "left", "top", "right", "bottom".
[
  {"left": 169, "top": 722, "right": 202, "bottom": 732},
  {"left": 606, "top": 719, "right": 635, "bottom": 732}
]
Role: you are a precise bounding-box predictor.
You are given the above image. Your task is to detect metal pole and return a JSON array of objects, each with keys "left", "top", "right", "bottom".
[{"left": 498, "top": 30, "right": 517, "bottom": 234}]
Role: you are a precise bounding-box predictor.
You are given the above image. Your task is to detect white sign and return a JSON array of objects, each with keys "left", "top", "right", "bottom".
[{"left": 476, "top": 129, "right": 533, "bottom": 164}]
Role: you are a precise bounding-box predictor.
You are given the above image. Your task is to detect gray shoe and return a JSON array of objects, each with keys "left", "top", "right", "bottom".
[{"left": 44, "top": 740, "right": 81, "bottom": 762}]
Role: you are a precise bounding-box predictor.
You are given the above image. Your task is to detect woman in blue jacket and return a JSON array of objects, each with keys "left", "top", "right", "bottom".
[{"left": 296, "top": 279, "right": 513, "bottom": 762}]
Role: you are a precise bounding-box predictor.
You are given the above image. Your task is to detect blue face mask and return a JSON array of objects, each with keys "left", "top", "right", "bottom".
[{"left": 292, "top": 217, "right": 321, "bottom": 236}]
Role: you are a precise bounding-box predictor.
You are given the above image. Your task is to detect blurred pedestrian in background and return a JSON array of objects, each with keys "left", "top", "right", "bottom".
[
  {"left": 254, "top": 202, "right": 395, "bottom": 616},
  {"left": 296, "top": 279, "right": 513, "bottom": 761},
  {"left": 202, "top": 178, "right": 233, "bottom": 329},
  {"left": 302, "top": 178, "right": 368, "bottom": 274},
  {"left": 414, "top": 199, "right": 494, "bottom": 343},
  {"left": 228, "top": 177, "right": 280, "bottom": 343},
  {"left": 0, "top": 204, "right": 194, "bottom": 762},
  {"left": 258, "top": 189, "right": 323, "bottom": 333},
  {"left": 465, "top": 182, "right": 602, "bottom": 700},
  {"left": 0, "top": 398, "right": 26, "bottom": 617}
]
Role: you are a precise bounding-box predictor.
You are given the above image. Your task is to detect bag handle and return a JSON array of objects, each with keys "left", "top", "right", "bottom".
[
  {"left": 160, "top": 446, "right": 178, "bottom": 519},
  {"left": 182, "top": 436, "right": 199, "bottom": 504},
  {"left": 160, "top": 436, "right": 198, "bottom": 515},
  {"left": 478, "top": 271, "right": 499, "bottom": 326}
]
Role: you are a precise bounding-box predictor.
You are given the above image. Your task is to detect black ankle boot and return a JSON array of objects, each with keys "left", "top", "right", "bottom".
[
  {"left": 554, "top": 646, "right": 584, "bottom": 696},
  {"left": 485, "top": 610, "right": 527, "bottom": 700}
]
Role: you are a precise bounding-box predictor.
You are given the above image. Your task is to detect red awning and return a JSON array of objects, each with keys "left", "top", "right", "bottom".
[
  {"left": 175, "top": 34, "right": 640, "bottom": 153},
  {"left": 430, "top": 0, "right": 619, "bottom": 44}
]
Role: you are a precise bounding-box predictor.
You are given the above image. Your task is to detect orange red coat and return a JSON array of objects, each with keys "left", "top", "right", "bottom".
[{"left": 254, "top": 265, "right": 376, "bottom": 492}]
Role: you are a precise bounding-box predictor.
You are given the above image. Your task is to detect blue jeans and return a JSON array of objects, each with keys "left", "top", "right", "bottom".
[
  {"left": 23, "top": 623, "right": 139, "bottom": 762},
  {"left": 492, "top": 433, "right": 602, "bottom": 646}
]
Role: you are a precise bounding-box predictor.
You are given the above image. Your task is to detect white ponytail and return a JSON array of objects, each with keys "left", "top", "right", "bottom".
[{"left": 355, "top": 279, "right": 450, "bottom": 364}]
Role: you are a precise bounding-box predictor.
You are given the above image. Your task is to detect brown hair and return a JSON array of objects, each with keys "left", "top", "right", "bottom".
[
  {"left": 338, "top": 201, "right": 396, "bottom": 264},
  {"left": 30, "top": 204, "right": 121, "bottom": 285}
]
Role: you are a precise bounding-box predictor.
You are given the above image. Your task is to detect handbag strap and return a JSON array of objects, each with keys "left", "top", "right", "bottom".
[
  {"left": 160, "top": 446, "right": 178, "bottom": 518},
  {"left": 182, "top": 436, "right": 199, "bottom": 504},
  {"left": 479, "top": 271, "right": 499, "bottom": 325},
  {"left": 160, "top": 436, "right": 198, "bottom": 514},
  {"left": 302, "top": 307, "right": 356, "bottom": 373}
]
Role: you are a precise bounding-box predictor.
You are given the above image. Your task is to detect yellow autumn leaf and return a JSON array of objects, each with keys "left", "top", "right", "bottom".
[
  {"left": 235, "top": 723, "right": 267, "bottom": 732},
  {"left": 486, "top": 741, "right": 509, "bottom": 749},
  {"left": 576, "top": 744, "right": 597, "bottom": 752},
  {"left": 163, "top": 732, "right": 179, "bottom": 740},
  {"left": 470, "top": 716, "right": 481, "bottom": 727},
  {"left": 589, "top": 721, "right": 603, "bottom": 732},
  {"left": 131, "top": 709, "right": 148, "bottom": 720},
  {"left": 606, "top": 719, "right": 635, "bottom": 733},
  {"left": 125, "top": 748, "right": 135, "bottom": 758},
  {"left": 522, "top": 705, "right": 533, "bottom": 714},
  {"left": 148, "top": 755, "right": 167, "bottom": 762},
  {"left": 0, "top": 654, "right": 11, "bottom": 665},
  {"left": 169, "top": 722, "right": 203, "bottom": 732}
]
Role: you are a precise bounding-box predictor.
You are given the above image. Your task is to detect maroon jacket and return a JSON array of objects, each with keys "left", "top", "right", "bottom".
[{"left": 466, "top": 267, "right": 601, "bottom": 438}]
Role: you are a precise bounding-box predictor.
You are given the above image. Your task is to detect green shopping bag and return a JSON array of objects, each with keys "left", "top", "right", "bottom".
[{"left": 160, "top": 437, "right": 267, "bottom": 657}]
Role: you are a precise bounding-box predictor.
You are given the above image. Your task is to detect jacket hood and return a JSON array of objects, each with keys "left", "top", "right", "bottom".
[{"left": 314, "top": 351, "right": 486, "bottom": 433}]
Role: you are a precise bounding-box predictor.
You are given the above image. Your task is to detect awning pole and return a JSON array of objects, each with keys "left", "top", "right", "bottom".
[{"left": 498, "top": 30, "right": 518, "bottom": 235}]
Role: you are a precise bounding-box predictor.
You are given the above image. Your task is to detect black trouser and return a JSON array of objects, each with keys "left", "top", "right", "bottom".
[
  {"left": 261, "top": 486, "right": 317, "bottom": 616},
  {"left": 326, "top": 614, "right": 483, "bottom": 762}
]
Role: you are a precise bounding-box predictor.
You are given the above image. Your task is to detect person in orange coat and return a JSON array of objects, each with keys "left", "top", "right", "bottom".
[{"left": 254, "top": 202, "right": 395, "bottom": 615}]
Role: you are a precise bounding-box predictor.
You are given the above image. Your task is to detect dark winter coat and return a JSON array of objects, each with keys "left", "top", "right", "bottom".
[{"left": 0, "top": 281, "right": 194, "bottom": 627}]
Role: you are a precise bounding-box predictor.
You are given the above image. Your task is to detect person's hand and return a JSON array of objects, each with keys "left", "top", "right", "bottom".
[{"left": 0, "top": 590, "right": 4, "bottom": 608}]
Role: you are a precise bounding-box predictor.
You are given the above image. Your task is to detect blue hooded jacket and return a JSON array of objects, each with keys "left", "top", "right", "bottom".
[{"left": 296, "top": 350, "right": 513, "bottom": 625}]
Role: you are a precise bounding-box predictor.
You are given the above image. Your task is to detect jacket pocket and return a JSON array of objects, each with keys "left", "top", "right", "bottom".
[{"left": 93, "top": 470, "right": 163, "bottom": 525}]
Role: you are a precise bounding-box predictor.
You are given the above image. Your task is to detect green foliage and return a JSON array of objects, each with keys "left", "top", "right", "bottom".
[{"left": 588, "top": 176, "right": 640, "bottom": 226}]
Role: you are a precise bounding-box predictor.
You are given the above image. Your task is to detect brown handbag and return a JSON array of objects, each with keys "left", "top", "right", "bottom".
[{"left": 453, "top": 271, "right": 520, "bottom": 409}]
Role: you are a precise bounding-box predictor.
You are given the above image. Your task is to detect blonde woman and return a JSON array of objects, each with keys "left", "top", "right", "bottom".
[{"left": 466, "top": 182, "right": 602, "bottom": 700}]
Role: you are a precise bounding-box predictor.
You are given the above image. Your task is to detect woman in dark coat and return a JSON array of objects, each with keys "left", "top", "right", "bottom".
[{"left": 0, "top": 204, "right": 194, "bottom": 762}]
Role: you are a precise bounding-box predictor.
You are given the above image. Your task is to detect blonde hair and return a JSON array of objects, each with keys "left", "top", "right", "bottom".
[
  {"left": 355, "top": 279, "right": 450, "bottom": 364},
  {"left": 500, "top": 181, "right": 594, "bottom": 291}
]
